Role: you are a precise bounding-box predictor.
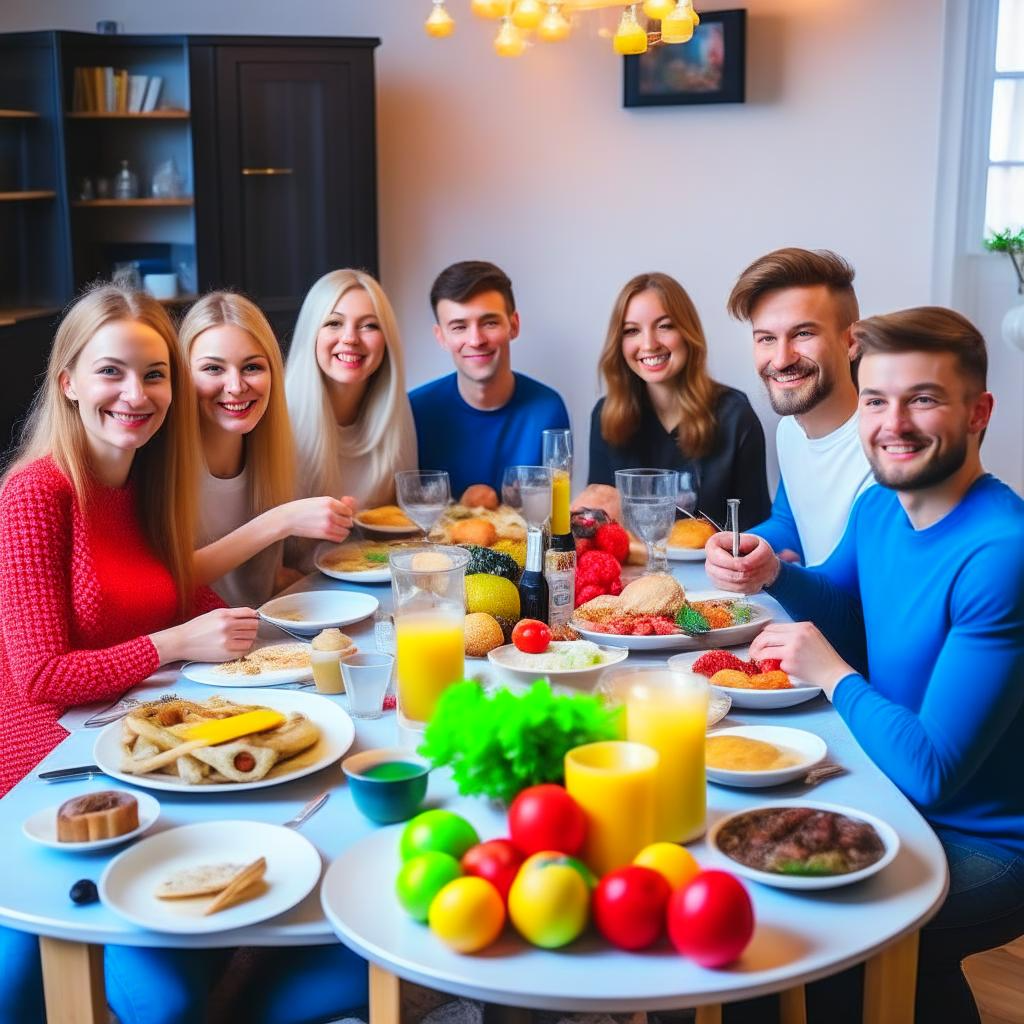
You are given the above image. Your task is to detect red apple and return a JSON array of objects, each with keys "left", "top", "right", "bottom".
[
  {"left": 460, "top": 839, "right": 524, "bottom": 902},
  {"left": 593, "top": 866, "right": 671, "bottom": 950},
  {"left": 667, "top": 870, "right": 755, "bottom": 968},
  {"left": 508, "top": 784, "right": 586, "bottom": 857}
]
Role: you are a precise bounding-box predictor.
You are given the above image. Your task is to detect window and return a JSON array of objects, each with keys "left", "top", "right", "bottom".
[{"left": 985, "top": 0, "right": 1024, "bottom": 233}]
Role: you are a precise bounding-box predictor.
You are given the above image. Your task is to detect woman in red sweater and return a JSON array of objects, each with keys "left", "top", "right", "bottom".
[{"left": 0, "top": 284, "right": 259, "bottom": 794}]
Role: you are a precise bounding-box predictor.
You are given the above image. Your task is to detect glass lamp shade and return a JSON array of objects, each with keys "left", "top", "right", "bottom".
[
  {"left": 512, "top": 0, "right": 546, "bottom": 29},
  {"left": 660, "top": 2, "right": 694, "bottom": 43},
  {"left": 642, "top": 0, "right": 676, "bottom": 19},
  {"left": 495, "top": 17, "right": 528, "bottom": 55},
  {"left": 471, "top": 0, "right": 505, "bottom": 16},
  {"left": 613, "top": 5, "right": 648, "bottom": 54},
  {"left": 425, "top": 2, "right": 456, "bottom": 37},
  {"left": 538, "top": 4, "right": 572, "bottom": 40}
]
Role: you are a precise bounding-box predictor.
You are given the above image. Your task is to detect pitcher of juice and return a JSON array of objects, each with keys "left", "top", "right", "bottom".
[
  {"left": 600, "top": 667, "right": 709, "bottom": 843},
  {"left": 389, "top": 545, "right": 471, "bottom": 730}
]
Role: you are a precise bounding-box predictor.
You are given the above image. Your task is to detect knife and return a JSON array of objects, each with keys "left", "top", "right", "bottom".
[{"left": 38, "top": 764, "right": 106, "bottom": 782}]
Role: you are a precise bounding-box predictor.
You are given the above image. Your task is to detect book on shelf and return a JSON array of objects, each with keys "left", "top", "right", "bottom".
[
  {"left": 70, "top": 67, "right": 166, "bottom": 114},
  {"left": 141, "top": 77, "right": 163, "bottom": 113}
]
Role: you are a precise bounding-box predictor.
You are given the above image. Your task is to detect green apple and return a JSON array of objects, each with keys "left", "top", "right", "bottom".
[
  {"left": 507, "top": 851, "right": 591, "bottom": 948},
  {"left": 395, "top": 851, "right": 462, "bottom": 921},
  {"left": 399, "top": 810, "right": 480, "bottom": 862}
]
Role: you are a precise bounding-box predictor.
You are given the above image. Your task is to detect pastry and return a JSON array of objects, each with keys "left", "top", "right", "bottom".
[
  {"left": 618, "top": 574, "right": 686, "bottom": 617},
  {"left": 57, "top": 790, "right": 139, "bottom": 842},
  {"left": 669, "top": 519, "right": 716, "bottom": 549}
]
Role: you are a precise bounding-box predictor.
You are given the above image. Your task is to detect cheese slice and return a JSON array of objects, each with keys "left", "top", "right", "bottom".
[{"left": 181, "top": 710, "right": 286, "bottom": 745}]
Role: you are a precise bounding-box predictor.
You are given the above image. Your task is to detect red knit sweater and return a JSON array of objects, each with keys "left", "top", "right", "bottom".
[{"left": 0, "top": 457, "right": 223, "bottom": 794}]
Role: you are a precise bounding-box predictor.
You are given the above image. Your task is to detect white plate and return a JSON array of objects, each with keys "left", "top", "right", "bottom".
[
  {"left": 93, "top": 688, "right": 355, "bottom": 793},
  {"left": 708, "top": 801, "right": 900, "bottom": 890},
  {"left": 486, "top": 642, "right": 628, "bottom": 690},
  {"left": 353, "top": 514, "right": 420, "bottom": 536},
  {"left": 668, "top": 646, "right": 822, "bottom": 709},
  {"left": 704, "top": 726, "right": 826, "bottom": 788},
  {"left": 572, "top": 592, "right": 772, "bottom": 652},
  {"left": 101, "top": 820, "right": 321, "bottom": 933},
  {"left": 315, "top": 544, "right": 392, "bottom": 584},
  {"left": 23, "top": 791, "right": 161, "bottom": 851},
  {"left": 182, "top": 642, "right": 314, "bottom": 688},
  {"left": 260, "top": 590, "right": 379, "bottom": 636},
  {"left": 668, "top": 546, "right": 707, "bottom": 562}
]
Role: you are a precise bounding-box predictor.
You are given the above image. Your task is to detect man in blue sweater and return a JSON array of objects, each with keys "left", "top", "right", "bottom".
[
  {"left": 711, "top": 307, "right": 1024, "bottom": 1023},
  {"left": 410, "top": 261, "right": 570, "bottom": 498}
]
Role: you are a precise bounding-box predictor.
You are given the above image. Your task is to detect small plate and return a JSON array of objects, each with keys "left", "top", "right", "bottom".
[
  {"left": 668, "top": 646, "right": 822, "bottom": 709},
  {"left": 23, "top": 791, "right": 161, "bottom": 851},
  {"left": 182, "top": 642, "right": 313, "bottom": 688},
  {"left": 708, "top": 801, "right": 900, "bottom": 890},
  {"left": 353, "top": 513, "right": 420, "bottom": 536},
  {"left": 93, "top": 688, "right": 355, "bottom": 793},
  {"left": 668, "top": 546, "right": 707, "bottom": 562},
  {"left": 486, "top": 642, "right": 628, "bottom": 690},
  {"left": 260, "top": 590, "right": 379, "bottom": 636},
  {"left": 100, "top": 820, "right": 322, "bottom": 933},
  {"left": 705, "top": 726, "right": 826, "bottom": 788},
  {"left": 315, "top": 544, "right": 392, "bottom": 584}
]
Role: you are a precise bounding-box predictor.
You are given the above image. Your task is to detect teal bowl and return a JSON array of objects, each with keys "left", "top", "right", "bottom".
[{"left": 342, "top": 748, "right": 430, "bottom": 824}]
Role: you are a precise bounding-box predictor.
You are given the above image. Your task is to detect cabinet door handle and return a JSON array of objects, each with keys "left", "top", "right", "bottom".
[{"left": 241, "top": 167, "right": 294, "bottom": 176}]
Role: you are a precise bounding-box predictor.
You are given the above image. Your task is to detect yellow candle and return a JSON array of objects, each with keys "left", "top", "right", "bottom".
[
  {"left": 611, "top": 669, "right": 708, "bottom": 842},
  {"left": 394, "top": 612, "right": 465, "bottom": 725},
  {"left": 564, "top": 741, "right": 659, "bottom": 876}
]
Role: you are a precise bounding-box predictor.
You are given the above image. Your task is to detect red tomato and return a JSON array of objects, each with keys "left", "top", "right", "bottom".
[
  {"left": 508, "top": 785, "right": 586, "bottom": 857},
  {"left": 667, "top": 870, "right": 754, "bottom": 968},
  {"left": 512, "top": 619, "right": 552, "bottom": 655},
  {"left": 593, "top": 866, "right": 671, "bottom": 950},
  {"left": 461, "top": 839, "right": 524, "bottom": 902}
]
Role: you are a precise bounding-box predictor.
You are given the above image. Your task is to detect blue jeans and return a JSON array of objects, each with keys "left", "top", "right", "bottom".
[
  {"left": 725, "top": 826, "right": 1024, "bottom": 1024},
  {"left": 0, "top": 928, "right": 367, "bottom": 1024}
]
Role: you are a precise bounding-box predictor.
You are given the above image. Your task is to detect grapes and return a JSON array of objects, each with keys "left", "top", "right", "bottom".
[{"left": 69, "top": 879, "right": 98, "bottom": 905}]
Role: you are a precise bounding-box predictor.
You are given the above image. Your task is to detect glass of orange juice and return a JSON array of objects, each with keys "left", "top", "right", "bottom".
[
  {"left": 389, "top": 545, "right": 471, "bottom": 730},
  {"left": 600, "top": 667, "right": 709, "bottom": 843}
]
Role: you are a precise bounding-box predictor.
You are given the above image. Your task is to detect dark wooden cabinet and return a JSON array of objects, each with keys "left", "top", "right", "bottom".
[{"left": 0, "top": 31, "right": 379, "bottom": 442}]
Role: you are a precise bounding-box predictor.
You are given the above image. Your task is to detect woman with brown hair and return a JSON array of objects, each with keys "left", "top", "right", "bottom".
[{"left": 588, "top": 272, "right": 770, "bottom": 529}]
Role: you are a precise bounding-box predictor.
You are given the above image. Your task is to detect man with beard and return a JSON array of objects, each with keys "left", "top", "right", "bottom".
[
  {"left": 718, "top": 308, "right": 1024, "bottom": 1024},
  {"left": 719, "top": 247, "right": 874, "bottom": 569}
]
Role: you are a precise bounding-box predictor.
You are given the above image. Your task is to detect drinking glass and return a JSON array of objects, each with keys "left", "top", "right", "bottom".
[
  {"left": 678, "top": 468, "right": 699, "bottom": 516},
  {"left": 389, "top": 544, "right": 471, "bottom": 730},
  {"left": 615, "top": 468, "right": 679, "bottom": 573},
  {"left": 542, "top": 430, "right": 573, "bottom": 536},
  {"left": 395, "top": 470, "right": 451, "bottom": 540},
  {"left": 501, "top": 465, "right": 551, "bottom": 529},
  {"left": 542, "top": 428, "right": 573, "bottom": 477},
  {"left": 341, "top": 653, "right": 395, "bottom": 720}
]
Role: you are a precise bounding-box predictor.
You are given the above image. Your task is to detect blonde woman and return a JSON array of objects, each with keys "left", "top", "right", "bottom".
[
  {"left": 0, "top": 284, "right": 258, "bottom": 1024},
  {"left": 180, "top": 292, "right": 355, "bottom": 606},
  {"left": 589, "top": 272, "right": 771, "bottom": 530},
  {"left": 285, "top": 269, "right": 416, "bottom": 566}
]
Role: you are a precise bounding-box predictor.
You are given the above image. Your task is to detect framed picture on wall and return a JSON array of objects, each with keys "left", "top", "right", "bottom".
[{"left": 623, "top": 9, "right": 746, "bottom": 108}]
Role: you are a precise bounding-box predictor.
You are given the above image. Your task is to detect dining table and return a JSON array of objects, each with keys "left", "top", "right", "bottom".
[{"left": 0, "top": 555, "right": 949, "bottom": 1024}]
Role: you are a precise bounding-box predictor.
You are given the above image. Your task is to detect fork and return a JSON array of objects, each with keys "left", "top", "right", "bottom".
[
  {"left": 258, "top": 611, "right": 312, "bottom": 644},
  {"left": 83, "top": 692, "right": 181, "bottom": 729},
  {"left": 804, "top": 763, "right": 847, "bottom": 786},
  {"left": 284, "top": 791, "right": 330, "bottom": 830},
  {"left": 676, "top": 504, "right": 724, "bottom": 533}
]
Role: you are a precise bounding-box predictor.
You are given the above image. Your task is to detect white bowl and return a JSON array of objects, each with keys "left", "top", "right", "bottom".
[
  {"left": 259, "top": 590, "right": 379, "bottom": 636},
  {"left": 704, "top": 725, "right": 826, "bottom": 788},
  {"left": 486, "top": 642, "right": 628, "bottom": 691}
]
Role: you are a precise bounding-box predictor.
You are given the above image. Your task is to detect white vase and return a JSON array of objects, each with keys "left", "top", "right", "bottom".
[{"left": 1002, "top": 301, "right": 1024, "bottom": 353}]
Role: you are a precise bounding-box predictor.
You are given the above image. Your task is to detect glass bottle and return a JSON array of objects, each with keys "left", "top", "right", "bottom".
[
  {"left": 544, "top": 532, "right": 576, "bottom": 628},
  {"left": 519, "top": 527, "right": 549, "bottom": 623},
  {"left": 113, "top": 160, "right": 138, "bottom": 200}
]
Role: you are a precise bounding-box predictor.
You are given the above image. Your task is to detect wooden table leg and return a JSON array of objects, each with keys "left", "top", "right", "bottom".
[
  {"left": 370, "top": 961, "right": 403, "bottom": 1024},
  {"left": 695, "top": 1005, "right": 722, "bottom": 1024},
  {"left": 863, "top": 930, "right": 920, "bottom": 1024},
  {"left": 38, "top": 936, "right": 106, "bottom": 1024},
  {"left": 779, "top": 985, "right": 807, "bottom": 1024}
]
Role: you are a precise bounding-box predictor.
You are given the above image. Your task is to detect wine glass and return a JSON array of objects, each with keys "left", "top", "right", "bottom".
[
  {"left": 395, "top": 470, "right": 451, "bottom": 540},
  {"left": 542, "top": 428, "right": 573, "bottom": 477},
  {"left": 677, "top": 468, "right": 699, "bottom": 517},
  {"left": 615, "top": 468, "right": 679, "bottom": 574},
  {"left": 501, "top": 465, "right": 551, "bottom": 529}
]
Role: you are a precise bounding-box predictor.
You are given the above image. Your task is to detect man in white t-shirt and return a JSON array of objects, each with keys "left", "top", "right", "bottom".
[{"left": 706, "top": 248, "right": 874, "bottom": 589}]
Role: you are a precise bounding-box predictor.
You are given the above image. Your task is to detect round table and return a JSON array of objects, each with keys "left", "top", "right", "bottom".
[{"left": 0, "top": 561, "right": 948, "bottom": 1024}]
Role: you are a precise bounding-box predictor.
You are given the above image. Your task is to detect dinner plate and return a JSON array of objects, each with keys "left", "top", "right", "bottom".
[
  {"left": 486, "top": 642, "right": 629, "bottom": 690},
  {"left": 572, "top": 593, "right": 772, "bottom": 652},
  {"left": 182, "top": 642, "right": 314, "bottom": 687},
  {"left": 260, "top": 590, "right": 379, "bottom": 635},
  {"left": 353, "top": 513, "right": 420, "bottom": 536},
  {"left": 708, "top": 801, "right": 900, "bottom": 891},
  {"left": 93, "top": 688, "right": 355, "bottom": 793},
  {"left": 23, "top": 791, "right": 161, "bottom": 851},
  {"left": 315, "top": 544, "right": 392, "bottom": 584},
  {"left": 704, "top": 726, "right": 826, "bottom": 788},
  {"left": 668, "top": 546, "right": 707, "bottom": 562},
  {"left": 101, "top": 820, "right": 321, "bottom": 933},
  {"left": 668, "top": 646, "right": 822, "bottom": 709}
]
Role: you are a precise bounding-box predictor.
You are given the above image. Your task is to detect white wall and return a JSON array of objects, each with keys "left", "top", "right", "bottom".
[{"left": 4, "top": 0, "right": 991, "bottom": 491}]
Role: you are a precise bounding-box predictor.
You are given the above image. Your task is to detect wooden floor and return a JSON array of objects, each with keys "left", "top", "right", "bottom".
[{"left": 966, "top": 937, "right": 1024, "bottom": 1024}]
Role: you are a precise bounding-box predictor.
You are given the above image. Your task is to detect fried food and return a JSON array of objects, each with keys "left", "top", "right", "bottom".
[
  {"left": 433, "top": 504, "right": 526, "bottom": 543},
  {"left": 573, "top": 593, "right": 623, "bottom": 624},
  {"left": 358, "top": 505, "right": 414, "bottom": 528},
  {"left": 618, "top": 574, "right": 686, "bottom": 617},
  {"left": 670, "top": 519, "right": 716, "bottom": 549},
  {"left": 711, "top": 668, "right": 792, "bottom": 690},
  {"left": 120, "top": 697, "right": 321, "bottom": 785},
  {"left": 156, "top": 859, "right": 269, "bottom": 916},
  {"left": 450, "top": 518, "right": 498, "bottom": 547},
  {"left": 215, "top": 643, "right": 310, "bottom": 676}
]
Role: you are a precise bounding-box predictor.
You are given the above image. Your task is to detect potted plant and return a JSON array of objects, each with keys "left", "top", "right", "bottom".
[{"left": 984, "top": 228, "right": 1024, "bottom": 351}]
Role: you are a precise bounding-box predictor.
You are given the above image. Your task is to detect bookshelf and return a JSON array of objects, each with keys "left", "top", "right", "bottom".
[
  {"left": 66, "top": 110, "right": 189, "bottom": 120},
  {"left": 72, "top": 198, "right": 194, "bottom": 207}
]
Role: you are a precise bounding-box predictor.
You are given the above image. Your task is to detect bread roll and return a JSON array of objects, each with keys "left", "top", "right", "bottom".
[{"left": 57, "top": 791, "right": 139, "bottom": 842}]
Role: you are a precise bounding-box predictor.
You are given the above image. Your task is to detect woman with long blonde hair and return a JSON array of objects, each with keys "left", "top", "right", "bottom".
[
  {"left": 180, "top": 292, "right": 355, "bottom": 605},
  {"left": 588, "top": 272, "right": 770, "bottom": 529},
  {"left": 285, "top": 269, "right": 416, "bottom": 565},
  {"left": 0, "top": 284, "right": 259, "bottom": 1024}
]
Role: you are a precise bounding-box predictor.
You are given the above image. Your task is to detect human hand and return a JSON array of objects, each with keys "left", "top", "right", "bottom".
[
  {"left": 704, "top": 533, "right": 781, "bottom": 594},
  {"left": 152, "top": 608, "right": 259, "bottom": 664},
  {"left": 779, "top": 549, "right": 802, "bottom": 564},
  {"left": 277, "top": 496, "right": 356, "bottom": 543},
  {"left": 571, "top": 484, "right": 621, "bottom": 523},
  {"left": 748, "top": 622, "right": 855, "bottom": 697}
]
